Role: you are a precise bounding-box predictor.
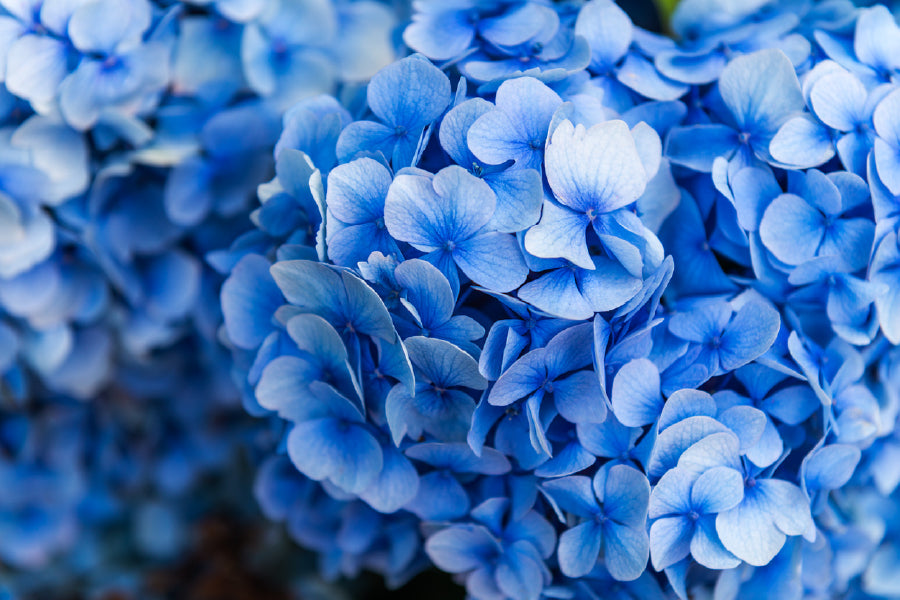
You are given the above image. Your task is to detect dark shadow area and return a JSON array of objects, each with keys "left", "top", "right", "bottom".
[
  {"left": 356, "top": 569, "right": 466, "bottom": 600},
  {"left": 618, "top": 0, "right": 664, "bottom": 32}
]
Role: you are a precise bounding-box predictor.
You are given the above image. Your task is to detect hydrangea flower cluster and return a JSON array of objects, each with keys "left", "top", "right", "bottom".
[{"left": 218, "top": 0, "right": 900, "bottom": 597}]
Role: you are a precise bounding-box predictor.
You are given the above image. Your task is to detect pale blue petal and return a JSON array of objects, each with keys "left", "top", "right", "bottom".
[
  {"left": 803, "top": 444, "right": 860, "bottom": 491},
  {"left": 715, "top": 479, "right": 813, "bottom": 567},
  {"left": 367, "top": 54, "right": 451, "bottom": 130},
  {"left": 455, "top": 232, "right": 528, "bottom": 292},
  {"left": 657, "top": 389, "right": 718, "bottom": 431},
  {"left": 810, "top": 71, "right": 866, "bottom": 132},
  {"left": 603, "top": 521, "right": 650, "bottom": 581},
  {"left": 439, "top": 97, "right": 492, "bottom": 167},
  {"left": 484, "top": 168, "right": 543, "bottom": 233},
  {"left": 575, "top": 0, "right": 632, "bottom": 70},
  {"left": 523, "top": 200, "right": 592, "bottom": 269},
  {"left": 648, "top": 416, "right": 730, "bottom": 479},
  {"left": 326, "top": 157, "right": 392, "bottom": 225},
  {"left": 542, "top": 475, "right": 597, "bottom": 518},
  {"left": 468, "top": 77, "right": 563, "bottom": 170},
  {"left": 611, "top": 358, "right": 662, "bottom": 427},
  {"left": 691, "top": 466, "right": 744, "bottom": 514},
  {"left": 601, "top": 464, "right": 650, "bottom": 527},
  {"left": 769, "top": 116, "right": 835, "bottom": 169},
  {"left": 649, "top": 516, "right": 693, "bottom": 571},
  {"left": 545, "top": 119, "right": 647, "bottom": 214},
  {"left": 718, "top": 49, "right": 803, "bottom": 139},
  {"left": 517, "top": 267, "right": 594, "bottom": 321},
  {"left": 690, "top": 516, "right": 740, "bottom": 569},
  {"left": 648, "top": 468, "right": 693, "bottom": 519},
  {"left": 557, "top": 520, "right": 603, "bottom": 577}
]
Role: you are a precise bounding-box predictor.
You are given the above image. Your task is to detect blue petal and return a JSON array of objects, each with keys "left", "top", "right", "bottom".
[
  {"left": 810, "top": 71, "right": 866, "bottom": 132},
  {"left": 405, "top": 470, "right": 470, "bottom": 521},
  {"left": 359, "top": 442, "right": 420, "bottom": 514},
  {"left": 668, "top": 301, "right": 732, "bottom": 345},
  {"left": 479, "top": 3, "right": 557, "bottom": 47},
  {"left": 648, "top": 468, "right": 693, "bottom": 519},
  {"left": 691, "top": 466, "right": 744, "bottom": 514},
  {"left": 439, "top": 97, "right": 493, "bottom": 167},
  {"left": 67, "top": 0, "right": 147, "bottom": 53},
  {"left": 715, "top": 479, "right": 813, "bottom": 566},
  {"left": 675, "top": 431, "right": 743, "bottom": 478},
  {"left": 425, "top": 525, "right": 501, "bottom": 574},
  {"left": 575, "top": 0, "right": 632, "bottom": 70},
  {"left": 542, "top": 475, "right": 597, "bottom": 518},
  {"left": 326, "top": 157, "right": 392, "bottom": 225},
  {"left": 545, "top": 119, "right": 648, "bottom": 213},
  {"left": 404, "top": 335, "right": 486, "bottom": 390},
  {"left": 718, "top": 49, "right": 803, "bottom": 142},
  {"left": 730, "top": 166, "right": 780, "bottom": 232},
  {"left": 665, "top": 124, "right": 739, "bottom": 172},
  {"left": 803, "top": 443, "right": 860, "bottom": 492},
  {"left": 578, "top": 415, "right": 639, "bottom": 459},
  {"left": 611, "top": 358, "right": 663, "bottom": 427},
  {"left": 552, "top": 370, "right": 607, "bottom": 424},
  {"left": 395, "top": 258, "right": 454, "bottom": 329},
  {"left": 517, "top": 266, "right": 593, "bottom": 321},
  {"left": 455, "top": 232, "right": 528, "bottom": 292},
  {"left": 690, "top": 516, "right": 739, "bottom": 569},
  {"left": 484, "top": 168, "right": 544, "bottom": 233},
  {"left": 557, "top": 520, "right": 603, "bottom": 577},
  {"left": 655, "top": 49, "right": 726, "bottom": 85},
  {"left": 649, "top": 516, "right": 693, "bottom": 571},
  {"left": 367, "top": 54, "right": 451, "bottom": 131},
  {"left": 717, "top": 405, "right": 767, "bottom": 452},
  {"left": 221, "top": 254, "right": 281, "bottom": 350},
  {"left": 617, "top": 54, "right": 688, "bottom": 102},
  {"left": 579, "top": 256, "right": 643, "bottom": 312},
  {"left": 523, "top": 200, "right": 592, "bottom": 269},
  {"left": 403, "top": 8, "right": 474, "bottom": 61},
  {"left": 468, "top": 77, "right": 563, "bottom": 170},
  {"left": 648, "top": 416, "right": 730, "bottom": 478},
  {"left": 603, "top": 521, "right": 650, "bottom": 581},
  {"left": 495, "top": 540, "right": 547, "bottom": 600},
  {"left": 385, "top": 166, "right": 496, "bottom": 251},
  {"left": 534, "top": 440, "right": 596, "bottom": 478},
  {"left": 599, "top": 464, "right": 650, "bottom": 527},
  {"left": 287, "top": 417, "right": 382, "bottom": 494},
  {"left": 269, "top": 260, "right": 395, "bottom": 341},
  {"left": 335, "top": 120, "right": 396, "bottom": 164},
  {"left": 5, "top": 35, "right": 69, "bottom": 108},
  {"left": 871, "top": 232, "right": 900, "bottom": 343},
  {"left": 719, "top": 300, "right": 781, "bottom": 371},
  {"left": 406, "top": 442, "right": 510, "bottom": 475},
  {"left": 769, "top": 116, "right": 835, "bottom": 169}
]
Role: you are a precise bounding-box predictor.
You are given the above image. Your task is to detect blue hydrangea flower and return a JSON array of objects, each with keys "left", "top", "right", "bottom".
[
  {"left": 666, "top": 49, "right": 804, "bottom": 172},
  {"left": 543, "top": 464, "right": 650, "bottom": 581},
  {"left": 384, "top": 165, "right": 528, "bottom": 293},
  {"left": 337, "top": 54, "right": 451, "bottom": 168}
]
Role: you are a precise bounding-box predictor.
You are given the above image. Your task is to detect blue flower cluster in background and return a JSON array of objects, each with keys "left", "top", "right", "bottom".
[
  {"left": 0, "top": 0, "right": 402, "bottom": 596},
  {"left": 5, "top": 0, "right": 900, "bottom": 598}
]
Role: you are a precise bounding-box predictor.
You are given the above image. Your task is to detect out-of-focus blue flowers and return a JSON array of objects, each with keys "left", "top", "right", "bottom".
[{"left": 7, "top": 0, "right": 900, "bottom": 598}]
